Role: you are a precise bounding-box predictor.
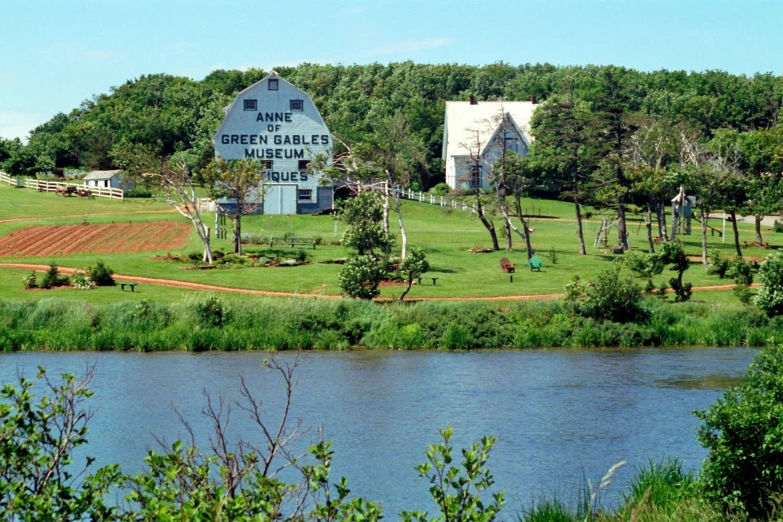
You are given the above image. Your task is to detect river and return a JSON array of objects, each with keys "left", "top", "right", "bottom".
[{"left": 0, "top": 348, "right": 757, "bottom": 515}]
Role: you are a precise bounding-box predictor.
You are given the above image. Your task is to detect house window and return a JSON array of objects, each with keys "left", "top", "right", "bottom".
[
  {"left": 290, "top": 99, "right": 304, "bottom": 111},
  {"left": 244, "top": 99, "right": 257, "bottom": 111},
  {"left": 261, "top": 160, "right": 273, "bottom": 171},
  {"left": 470, "top": 164, "right": 481, "bottom": 188},
  {"left": 505, "top": 138, "right": 518, "bottom": 153},
  {"left": 298, "top": 159, "right": 311, "bottom": 172},
  {"left": 268, "top": 79, "right": 279, "bottom": 90},
  {"left": 298, "top": 189, "right": 313, "bottom": 201}
]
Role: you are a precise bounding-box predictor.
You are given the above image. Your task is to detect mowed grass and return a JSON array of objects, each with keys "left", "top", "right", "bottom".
[
  {"left": 0, "top": 183, "right": 779, "bottom": 301},
  {"left": 0, "top": 183, "right": 173, "bottom": 220}
]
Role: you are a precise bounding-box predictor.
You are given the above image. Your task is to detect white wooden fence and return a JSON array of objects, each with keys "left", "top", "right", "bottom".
[
  {"left": 0, "top": 172, "right": 12, "bottom": 185},
  {"left": 22, "top": 178, "right": 124, "bottom": 200}
]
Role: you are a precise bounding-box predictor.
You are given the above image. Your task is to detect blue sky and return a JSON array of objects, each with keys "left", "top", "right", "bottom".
[{"left": 2, "top": 0, "right": 782, "bottom": 141}]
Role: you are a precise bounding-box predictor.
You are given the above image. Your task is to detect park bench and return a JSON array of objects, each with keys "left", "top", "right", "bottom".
[
  {"left": 528, "top": 256, "right": 543, "bottom": 272},
  {"left": 120, "top": 282, "right": 138, "bottom": 292},
  {"left": 500, "top": 258, "right": 515, "bottom": 273},
  {"left": 269, "top": 237, "right": 317, "bottom": 249},
  {"left": 417, "top": 276, "right": 438, "bottom": 286}
]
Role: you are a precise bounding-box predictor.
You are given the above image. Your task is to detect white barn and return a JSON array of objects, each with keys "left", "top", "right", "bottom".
[
  {"left": 212, "top": 72, "right": 332, "bottom": 214},
  {"left": 82, "top": 170, "right": 131, "bottom": 189},
  {"left": 441, "top": 98, "right": 537, "bottom": 190}
]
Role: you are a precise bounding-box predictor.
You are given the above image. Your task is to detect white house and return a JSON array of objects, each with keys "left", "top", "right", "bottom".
[
  {"left": 82, "top": 170, "right": 127, "bottom": 189},
  {"left": 212, "top": 72, "right": 332, "bottom": 215},
  {"left": 441, "top": 98, "right": 538, "bottom": 190}
]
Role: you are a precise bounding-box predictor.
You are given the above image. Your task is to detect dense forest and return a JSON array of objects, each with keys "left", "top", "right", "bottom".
[{"left": 1, "top": 62, "right": 782, "bottom": 185}]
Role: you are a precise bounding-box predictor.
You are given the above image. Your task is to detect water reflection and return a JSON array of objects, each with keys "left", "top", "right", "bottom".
[{"left": 0, "top": 347, "right": 757, "bottom": 515}]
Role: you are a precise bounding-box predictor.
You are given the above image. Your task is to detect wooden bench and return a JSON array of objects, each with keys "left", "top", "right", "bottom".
[
  {"left": 120, "top": 282, "right": 138, "bottom": 292},
  {"left": 269, "top": 237, "right": 317, "bottom": 249},
  {"left": 500, "top": 258, "right": 515, "bottom": 273},
  {"left": 417, "top": 276, "right": 438, "bottom": 286}
]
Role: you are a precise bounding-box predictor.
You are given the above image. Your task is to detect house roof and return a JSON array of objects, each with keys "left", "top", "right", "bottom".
[
  {"left": 83, "top": 170, "right": 122, "bottom": 181},
  {"left": 442, "top": 101, "right": 537, "bottom": 160}
]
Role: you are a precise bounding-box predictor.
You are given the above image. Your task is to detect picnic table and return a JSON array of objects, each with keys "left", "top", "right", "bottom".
[{"left": 417, "top": 276, "right": 438, "bottom": 286}]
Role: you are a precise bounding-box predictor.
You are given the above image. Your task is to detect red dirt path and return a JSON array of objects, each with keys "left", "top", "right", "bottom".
[
  {"left": 0, "top": 263, "right": 759, "bottom": 301},
  {"left": 0, "top": 222, "right": 191, "bottom": 257}
]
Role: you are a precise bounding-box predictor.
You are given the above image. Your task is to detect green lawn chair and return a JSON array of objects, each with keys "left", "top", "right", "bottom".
[{"left": 528, "top": 256, "right": 543, "bottom": 272}]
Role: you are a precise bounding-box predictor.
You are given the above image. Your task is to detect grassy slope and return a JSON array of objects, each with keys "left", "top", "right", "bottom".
[{"left": 0, "top": 183, "right": 777, "bottom": 301}]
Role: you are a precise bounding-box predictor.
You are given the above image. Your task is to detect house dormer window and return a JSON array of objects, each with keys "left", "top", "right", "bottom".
[
  {"left": 244, "top": 99, "right": 257, "bottom": 111},
  {"left": 290, "top": 100, "right": 303, "bottom": 111},
  {"left": 268, "top": 79, "right": 279, "bottom": 90}
]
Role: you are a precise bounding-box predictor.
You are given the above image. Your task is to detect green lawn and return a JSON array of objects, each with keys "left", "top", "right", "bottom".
[{"left": 0, "top": 183, "right": 778, "bottom": 301}]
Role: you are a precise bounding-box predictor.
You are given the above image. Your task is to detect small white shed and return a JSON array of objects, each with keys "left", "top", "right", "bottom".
[{"left": 83, "top": 170, "right": 126, "bottom": 189}]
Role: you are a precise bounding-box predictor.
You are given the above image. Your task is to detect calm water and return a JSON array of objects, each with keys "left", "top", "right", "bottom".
[{"left": 0, "top": 348, "right": 757, "bottom": 515}]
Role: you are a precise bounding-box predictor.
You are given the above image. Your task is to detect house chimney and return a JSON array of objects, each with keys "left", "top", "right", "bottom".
[
  {"left": 469, "top": 95, "right": 477, "bottom": 105},
  {"left": 530, "top": 94, "right": 537, "bottom": 104}
]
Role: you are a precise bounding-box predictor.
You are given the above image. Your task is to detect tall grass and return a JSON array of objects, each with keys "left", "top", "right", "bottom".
[{"left": 0, "top": 296, "right": 780, "bottom": 352}]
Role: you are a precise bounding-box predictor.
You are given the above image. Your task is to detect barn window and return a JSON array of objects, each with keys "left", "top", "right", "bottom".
[
  {"left": 298, "top": 189, "right": 312, "bottom": 201},
  {"left": 268, "top": 79, "right": 279, "bottom": 90},
  {"left": 290, "top": 99, "right": 304, "bottom": 111},
  {"left": 298, "top": 159, "right": 311, "bottom": 172},
  {"left": 243, "top": 99, "right": 257, "bottom": 111}
]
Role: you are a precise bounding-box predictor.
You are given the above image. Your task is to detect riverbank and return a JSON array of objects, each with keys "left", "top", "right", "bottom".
[{"left": 1, "top": 295, "right": 779, "bottom": 351}]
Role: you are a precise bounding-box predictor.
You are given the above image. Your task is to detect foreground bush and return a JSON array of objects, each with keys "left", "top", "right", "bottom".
[
  {"left": 696, "top": 342, "right": 783, "bottom": 518},
  {"left": 755, "top": 251, "right": 783, "bottom": 316}
]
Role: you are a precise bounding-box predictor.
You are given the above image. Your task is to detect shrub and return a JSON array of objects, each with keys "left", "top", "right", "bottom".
[
  {"left": 88, "top": 260, "right": 115, "bottom": 286},
  {"left": 429, "top": 182, "right": 450, "bottom": 196},
  {"left": 581, "top": 265, "right": 645, "bottom": 323},
  {"left": 194, "top": 295, "right": 228, "bottom": 327},
  {"left": 22, "top": 271, "right": 37, "bottom": 289},
  {"left": 547, "top": 246, "right": 558, "bottom": 265},
  {"left": 338, "top": 255, "right": 385, "bottom": 300},
  {"left": 727, "top": 257, "right": 754, "bottom": 286},
  {"left": 733, "top": 284, "right": 753, "bottom": 304},
  {"left": 40, "top": 264, "right": 69, "bottom": 289},
  {"left": 754, "top": 251, "right": 783, "bottom": 316},
  {"left": 707, "top": 248, "right": 730, "bottom": 278},
  {"left": 72, "top": 271, "right": 93, "bottom": 290},
  {"left": 294, "top": 249, "right": 311, "bottom": 263},
  {"left": 625, "top": 252, "right": 663, "bottom": 291},
  {"left": 695, "top": 342, "right": 783, "bottom": 517},
  {"left": 240, "top": 232, "right": 269, "bottom": 245},
  {"left": 774, "top": 220, "right": 783, "bottom": 233},
  {"left": 124, "top": 188, "right": 152, "bottom": 198},
  {"left": 220, "top": 254, "right": 250, "bottom": 266}
]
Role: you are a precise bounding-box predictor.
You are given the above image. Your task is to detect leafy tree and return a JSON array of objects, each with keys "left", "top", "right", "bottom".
[
  {"left": 0, "top": 366, "right": 121, "bottom": 521},
  {"left": 361, "top": 112, "right": 428, "bottom": 259},
  {"left": 531, "top": 85, "right": 602, "bottom": 255},
  {"left": 696, "top": 342, "right": 783, "bottom": 518},
  {"left": 128, "top": 151, "right": 214, "bottom": 262},
  {"left": 338, "top": 191, "right": 393, "bottom": 257},
  {"left": 754, "top": 251, "right": 783, "bottom": 316},
  {"left": 338, "top": 255, "right": 385, "bottom": 300},
  {"left": 502, "top": 151, "right": 541, "bottom": 259},
  {"left": 401, "top": 426, "right": 504, "bottom": 522},
  {"left": 398, "top": 247, "right": 429, "bottom": 301},
  {"left": 203, "top": 157, "right": 266, "bottom": 255}
]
